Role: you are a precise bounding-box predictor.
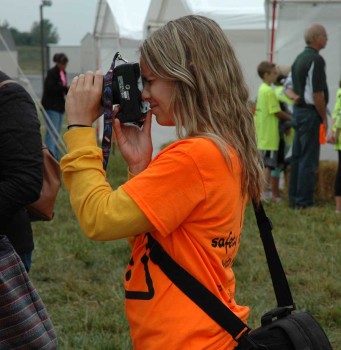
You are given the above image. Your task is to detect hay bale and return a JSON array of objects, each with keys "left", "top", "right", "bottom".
[
  {"left": 282, "top": 161, "right": 337, "bottom": 201},
  {"left": 316, "top": 161, "right": 338, "bottom": 201}
]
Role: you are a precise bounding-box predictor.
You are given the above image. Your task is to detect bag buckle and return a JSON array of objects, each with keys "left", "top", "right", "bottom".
[
  {"left": 261, "top": 305, "right": 295, "bottom": 326},
  {"left": 236, "top": 330, "right": 268, "bottom": 349}
]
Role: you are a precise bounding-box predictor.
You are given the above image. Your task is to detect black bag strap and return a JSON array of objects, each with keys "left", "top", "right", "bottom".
[
  {"left": 147, "top": 233, "right": 250, "bottom": 340},
  {"left": 251, "top": 200, "right": 294, "bottom": 308},
  {"left": 147, "top": 200, "right": 295, "bottom": 342}
]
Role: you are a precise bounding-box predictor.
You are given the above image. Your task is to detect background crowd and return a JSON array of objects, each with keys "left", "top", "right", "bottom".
[{"left": 254, "top": 23, "right": 341, "bottom": 214}]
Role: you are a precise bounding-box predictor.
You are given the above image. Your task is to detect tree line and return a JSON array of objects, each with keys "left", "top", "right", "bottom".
[{"left": 0, "top": 19, "right": 59, "bottom": 46}]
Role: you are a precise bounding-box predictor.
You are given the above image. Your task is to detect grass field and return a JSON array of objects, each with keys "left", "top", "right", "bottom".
[
  {"left": 30, "top": 150, "right": 341, "bottom": 349},
  {"left": 17, "top": 46, "right": 41, "bottom": 73}
]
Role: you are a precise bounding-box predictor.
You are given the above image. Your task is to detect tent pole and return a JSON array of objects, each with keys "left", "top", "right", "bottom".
[
  {"left": 270, "top": 0, "right": 277, "bottom": 63},
  {"left": 265, "top": 0, "right": 270, "bottom": 61}
]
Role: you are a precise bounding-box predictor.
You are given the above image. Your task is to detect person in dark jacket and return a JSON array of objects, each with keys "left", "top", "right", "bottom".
[
  {"left": 0, "top": 70, "right": 43, "bottom": 272},
  {"left": 42, "top": 52, "right": 69, "bottom": 160}
]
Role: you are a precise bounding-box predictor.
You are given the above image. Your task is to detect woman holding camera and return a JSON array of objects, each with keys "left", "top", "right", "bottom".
[{"left": 61, "top": 15, "right": 263, "bottom": 349}]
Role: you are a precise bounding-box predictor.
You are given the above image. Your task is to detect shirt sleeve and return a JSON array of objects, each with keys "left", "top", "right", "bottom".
[{"left": 60, "top": 128, "right": 154, "bottom": 241}]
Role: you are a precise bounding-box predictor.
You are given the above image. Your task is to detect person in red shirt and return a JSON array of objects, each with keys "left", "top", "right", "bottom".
[{"left": 61, "top": 15, "right": 264, "bottom": 349}]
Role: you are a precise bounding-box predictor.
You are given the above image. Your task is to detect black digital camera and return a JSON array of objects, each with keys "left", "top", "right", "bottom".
[{"left": 102, "top": 52, "right": 150, "bottom": 125}]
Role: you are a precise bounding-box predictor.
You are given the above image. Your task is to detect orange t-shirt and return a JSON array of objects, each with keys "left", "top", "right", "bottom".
[{"left": 122, "top": 138, "right": 249, "bottom": 350}]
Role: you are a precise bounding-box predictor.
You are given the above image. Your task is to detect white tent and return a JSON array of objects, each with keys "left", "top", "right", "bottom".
[
  {"left": 93, "top": 0, "right": 151, "bottom": 71},
  {"left": 144, "top": 0, "right": 267, "bottom": 100},
  {"left": 94, "top": 0, "right": 267, "bottom": 154},
  {"left": 0, "top": 28, "right": 18, "bottom": 78},
  {"left": 94, "top": 0, "right": 267, "bottom": 97},
  {"left": 93, "top": 0, "right": 150, "bottom": 142},
  {"left": 266, "top": 0, "right": 340, "bottom": 161}
]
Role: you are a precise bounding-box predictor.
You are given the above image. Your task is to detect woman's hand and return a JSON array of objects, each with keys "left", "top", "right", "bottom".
[
  {"left": 66, "top": 70, "right": 103, "bottom": 126},
  {"left": 113, "top": 108, "right": 153, "bottom": 174}
]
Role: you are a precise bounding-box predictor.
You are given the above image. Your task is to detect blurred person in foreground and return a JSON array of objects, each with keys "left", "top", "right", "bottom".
[
  {"left": 327, "top": 80, "right": 341, "bottom": 213},
  {"left": 289, "top": 23, "right": 329, "bottom": 209},
  {"left": 0, "top": 70, "right": 43, "bottom": 272},
  {"left": 60, "top": 15, "right": 264, "bottom": 349},
  {"left": 41, "top": 52, "right": 69, "bottom": 160}
]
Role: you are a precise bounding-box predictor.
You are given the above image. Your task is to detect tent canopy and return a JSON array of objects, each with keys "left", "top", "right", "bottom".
[
  {"left": 102, "top": 0, "right": 265, "bottom": 40},
  {"left": 187, "top": 0, "right": 265, "bottom": 29},
  {"left": 144, "top": 0, "right": 267, "bottom": 99},
  {"left": 94, "top": 0, "right": 267, "bottom": 98}
]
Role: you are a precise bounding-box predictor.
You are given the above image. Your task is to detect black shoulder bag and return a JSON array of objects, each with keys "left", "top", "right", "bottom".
[{"left": 146, "top": 201, "right": 333, "bottom": 350}]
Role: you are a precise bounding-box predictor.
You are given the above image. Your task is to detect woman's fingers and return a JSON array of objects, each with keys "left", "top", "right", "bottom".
[
  {"left": 84, "top": 71, "right": 95, "bottom": 91},
  {"left": 94, "top": 70, "right": 103, "bottom": 93},
  {"left": 113, "top": 118, "right": 126, "bottom": 147},
  {"left": 75, "top": 73, "right": 85, "bottom": 92},
  {"left": 69, "top": 75, "right": 78, "bottom": 90},
  {"left": 142, "top": 112, "right": 152, "bottom": 138}
]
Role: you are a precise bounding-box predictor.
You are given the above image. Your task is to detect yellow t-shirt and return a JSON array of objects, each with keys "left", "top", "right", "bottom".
[
  {"left": 123, "top": 138, "right": 249, "bottom": 350},
  {"left": 332, "top": 88, "right": 341, "bottom": 150},
  {"left": 254, "top": 82, "right": 281, "bottom": 150}
]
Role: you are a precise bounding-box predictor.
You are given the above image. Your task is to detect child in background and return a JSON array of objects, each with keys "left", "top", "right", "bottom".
[
  {"left": 327, "top": 80, "right": 341, "bottom": 213},
  {"left": 254, "top": 61, "right": 292, "bottom": 201},
  {"left": 271, "top": 71, "right": 294, "bottom": 201}
]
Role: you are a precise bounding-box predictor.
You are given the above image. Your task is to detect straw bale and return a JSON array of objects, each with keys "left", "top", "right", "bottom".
[{"left": 283, "top": 161, "right": 337, "bottom": 201}]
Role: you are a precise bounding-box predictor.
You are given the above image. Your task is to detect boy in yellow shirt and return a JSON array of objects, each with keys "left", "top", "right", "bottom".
[{"left": 254, "top": 61, "right": 291, "bottom": 201}]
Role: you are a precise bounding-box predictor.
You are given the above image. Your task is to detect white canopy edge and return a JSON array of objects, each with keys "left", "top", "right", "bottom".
[
  {"left": 104, "top": 0, "right": 266, "bottom": 40},
  {"left": 267, "top": 0, "right": 341, "bottom": 3},
  {"left": 105, "top": 0, "right": 151, "bottom": 40}
]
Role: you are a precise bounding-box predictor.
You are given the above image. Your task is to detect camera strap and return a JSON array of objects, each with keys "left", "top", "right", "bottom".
[{"left": 102, "top": 58, "right": 116, "bottom": 170}]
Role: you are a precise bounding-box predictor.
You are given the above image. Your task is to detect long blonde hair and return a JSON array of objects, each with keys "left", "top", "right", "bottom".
[{"left": 140, "top": 15, "right": 264, "bottom": 201}]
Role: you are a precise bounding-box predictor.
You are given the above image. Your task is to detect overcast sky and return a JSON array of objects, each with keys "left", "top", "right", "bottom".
[{"left": 0, "top": 0, "right": 98, "bottom": 45}]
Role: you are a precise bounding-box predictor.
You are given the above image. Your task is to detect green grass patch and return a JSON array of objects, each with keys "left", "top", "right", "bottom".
[
  {"left": 18, "top": 45, "right": 41, "bottom": 73},
  {"left": 31, "top": 151, "right": 341, "bottom": 349}
]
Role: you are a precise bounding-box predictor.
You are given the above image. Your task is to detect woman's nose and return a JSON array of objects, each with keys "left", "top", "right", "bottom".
[{"left": 141, "top": 86, "right": 150, "bottom": 100}]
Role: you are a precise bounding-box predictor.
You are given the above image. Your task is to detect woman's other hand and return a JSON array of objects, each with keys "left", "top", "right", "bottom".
[
  {"left": 113, "top": 108, "right": 153, "bottom": 174},
  {"left": 66, "top": 70, "right": 103, "bottom": 126}
]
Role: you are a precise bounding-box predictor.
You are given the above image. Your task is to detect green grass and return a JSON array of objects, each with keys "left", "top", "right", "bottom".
[
  {"left": 30, "top": 151, "right": 341, "bottom": 349},
  {"left": 17, "top": 46, "right": 41, "bottom": 73}
]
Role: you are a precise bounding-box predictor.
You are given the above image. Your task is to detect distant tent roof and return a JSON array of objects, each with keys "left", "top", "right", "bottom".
[
  {"left": 0, "top": 28, "right": 16, "bottom": 51},
  {"left": 105, "top": 0, "right": 265, "bottom": 40},
  {"left": 187, "top": 0, "right": 265, "bottom": 29},
  {"left": 106, "top": 0, "right": 151, "bottom": 40}
]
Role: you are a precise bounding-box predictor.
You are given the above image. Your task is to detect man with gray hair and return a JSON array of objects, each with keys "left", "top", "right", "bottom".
[{"left": 289, "top": 23, "right": 329, "bottom": 209}]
